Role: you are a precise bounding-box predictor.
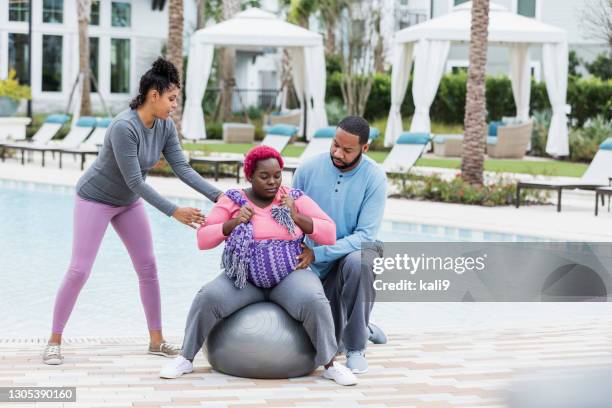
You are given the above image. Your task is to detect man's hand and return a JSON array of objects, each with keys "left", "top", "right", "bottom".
[{"left": 295, "top": 243, "right": 314, "bottom": 270}]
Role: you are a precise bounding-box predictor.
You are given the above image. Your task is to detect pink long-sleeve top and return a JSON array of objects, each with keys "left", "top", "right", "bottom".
[{"left": 197, "top": 186, "right": 336, "bottom": 250}]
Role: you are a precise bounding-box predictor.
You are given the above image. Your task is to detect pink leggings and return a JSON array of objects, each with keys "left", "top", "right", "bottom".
[{"left": 51, "top": 196, "right": 161, "bottom": 334}]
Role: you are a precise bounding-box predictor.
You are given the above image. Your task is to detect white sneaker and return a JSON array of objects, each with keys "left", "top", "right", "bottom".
[
  {"left": 323, "top": 362, "right": 358, "bottom": 386},
  {"left": 43, "top": 343, "right": 63, "bottom": 365},
  {"left": 159, "top": 355, "right": 193, "bottom": 379}
]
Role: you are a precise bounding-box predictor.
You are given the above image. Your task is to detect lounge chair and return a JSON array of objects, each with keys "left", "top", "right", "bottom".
[
  {"left": 433, "top": 134, "right": 463, "bottom": 157},
  {"left": 283, "top": 126, "right": 380, "bottom": 173},
  {"left": 516, "top": 138, "right": 612, "bottom": 212},
  {"left": 382, "top": 132, "right": 431, "bottom": 174},
  {"left": 189, "top": 125, "right": 299, "bottom": 183},
  {"left": 486, "top": 120, "right": 533, "bottom": 159},
  {"left": 222, "top": 123, "right": 255, "bottom": 143},
  {"left": 1, "top": 115, "right": 95, "bottom": 167},
  {"left": 264, "top": 109, "right": 301, "bottom": 127},
  {"left": 260, "top": 124, "right": 298, "bottom": 154},
  {"left": 0, "top": 114, "right": 69, "bottom": 162},
  {"left": 56, "top": 117, "right": 112, "bottom": 170}
]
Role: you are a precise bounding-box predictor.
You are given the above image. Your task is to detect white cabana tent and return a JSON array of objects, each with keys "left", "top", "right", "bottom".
[
  {"left": 384, "top": 1, "right": 569, "bottom": 156},
  {"left": 182, "top": 8, "right": 328, "bottom": 141}
]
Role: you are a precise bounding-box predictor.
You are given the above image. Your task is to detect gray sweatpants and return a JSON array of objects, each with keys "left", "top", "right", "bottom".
[
  {"left": 322, "top": 244, "right": 382, "bottom": 352},
  {"left": 181, "top": 268, "right": 337, "bottom": 367}
]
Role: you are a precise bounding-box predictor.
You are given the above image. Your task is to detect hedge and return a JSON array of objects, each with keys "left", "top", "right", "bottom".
[{"left": 326, "top": 71, "right": 612, "bottom": 126}]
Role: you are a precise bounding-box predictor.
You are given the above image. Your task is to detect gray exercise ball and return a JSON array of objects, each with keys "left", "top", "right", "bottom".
[{"left": 205, "top": 302, "right": 317, "bottom": 379}]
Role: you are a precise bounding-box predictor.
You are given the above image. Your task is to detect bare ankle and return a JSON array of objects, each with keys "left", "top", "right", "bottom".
[{"left": 48, "top": 334, "right": 62, "bottom": 345}]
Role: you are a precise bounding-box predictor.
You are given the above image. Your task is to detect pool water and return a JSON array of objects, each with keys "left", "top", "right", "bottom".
[{"left": 0, "top": 181, "right": 550, "bottom": 338}]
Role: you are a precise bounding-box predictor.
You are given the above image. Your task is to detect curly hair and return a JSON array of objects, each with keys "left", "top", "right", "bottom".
[
  {"left": 129, "top": 57, "right": 181, "bottom": 109},
  {"left": 243, "top": 146, "right": 284, "bottom": 179},
  {"left": 338, "top": 115, "right": 370, "bottom": 145}
]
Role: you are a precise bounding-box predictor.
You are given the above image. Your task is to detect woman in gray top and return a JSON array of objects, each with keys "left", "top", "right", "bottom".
[{"left": 43, "top": 58, "right": 222, "bottom": 365}]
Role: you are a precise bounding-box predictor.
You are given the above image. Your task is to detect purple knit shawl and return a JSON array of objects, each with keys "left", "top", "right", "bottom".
[{"left": 222, "top": 189, "right": 304, "bottom": 289}]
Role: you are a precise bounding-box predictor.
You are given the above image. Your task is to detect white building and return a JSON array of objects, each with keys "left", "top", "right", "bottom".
[{"left": 1, "top": 0, "right": 169, "bottom": 114}]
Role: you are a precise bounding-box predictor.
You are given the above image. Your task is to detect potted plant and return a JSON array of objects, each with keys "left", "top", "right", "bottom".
[{"left": 0, "top": 69, "right": 31, "bottom": 116}]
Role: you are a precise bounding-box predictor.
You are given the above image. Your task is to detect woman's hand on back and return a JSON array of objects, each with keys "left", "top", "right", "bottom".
[{"left": 172, "top": 207, "right": 206, "bottom": 229}]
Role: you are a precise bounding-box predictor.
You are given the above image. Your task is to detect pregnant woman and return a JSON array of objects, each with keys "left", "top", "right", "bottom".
[
  {"left": 43, "top": 58, "right": 222, "bottom": 365},
  {"left": 159, "top": 146, "right": 358, "bottom": 386}
]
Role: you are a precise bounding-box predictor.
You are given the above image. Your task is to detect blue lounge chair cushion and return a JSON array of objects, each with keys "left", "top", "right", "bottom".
[
  {"left": 316, "top": 126, "right": 380, "bottom": 140},
  {"left": 488, "top": 121, "right": 504, "bottom": 137},
  {"left": 396, "top": 132, "right": 430, "bottom": 145},
  {"left": 369, "top": 128, "right": 380, "bottom": 140},
  {"left": 487, "top": 136, "right": 498, "bottom": 145},
  {"left": 44, "top": 114, "right": 70, "bottom": 124},
  {"left": 96, "top": 117, "right": 112, "bottom": 128},
  {"left": 599, "top": 138, "right": 612, "bottom": 150},
  {"left": 314, "top": 126, "right": 336, "bottom": 138},
  {"left": 265, "top": 124, "right": 298, "bottom": 137},
  {"left": 75, "top": 116, "right": 97, "bottom": 128}
]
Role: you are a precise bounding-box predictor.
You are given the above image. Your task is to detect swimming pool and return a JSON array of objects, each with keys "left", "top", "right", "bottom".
[{"left": 0, "top": 180, "right": 552, "bottom": 338}]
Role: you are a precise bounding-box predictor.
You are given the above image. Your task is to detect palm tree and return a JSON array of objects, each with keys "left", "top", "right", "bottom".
[
  {"left": 76, "top": 0, "right": 93, "bottom": 116},
  {"left": 461, "top": 0, "right": 490, "bottom": 186},
  {"left": 216, "top": 0, "right": 240, "bottom": 121},
  {"left": 167, "top": 0, "right": 184, "bottom": 135}
]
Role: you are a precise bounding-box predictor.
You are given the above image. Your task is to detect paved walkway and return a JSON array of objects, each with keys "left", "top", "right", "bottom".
[{"left": 3, "top": 319, "right": 612, "bottom": 408}]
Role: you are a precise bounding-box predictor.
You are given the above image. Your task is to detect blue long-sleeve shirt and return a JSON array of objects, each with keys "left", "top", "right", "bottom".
[{"left": 292, "top": 152, "right": 387, "bottom": 278}]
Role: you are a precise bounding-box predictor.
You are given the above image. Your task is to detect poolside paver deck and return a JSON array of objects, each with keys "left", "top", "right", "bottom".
[{"left": 3, "top": 319, "right": 612, "bottom": 407}]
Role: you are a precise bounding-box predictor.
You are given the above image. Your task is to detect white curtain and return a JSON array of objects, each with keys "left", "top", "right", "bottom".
[
  {"left": 542, "top": 41, "right": 570, "bottom": 156},
  {"left": 181, "top": 42, "right": 214, "bottom": 140},
  {"left": 304, "top": 45, "right": 328, "bottom": 139},
  {"left": 509, "top": 44, "right": 531, "bottom": 122},
  {"left": 384, "top": 42, "right": 414, "bottom": 147},
  {"left": 287, "top": 47, "right": 307, "bottom": 138},
  {"left": 409, "top": 39, "right": 450, "bottom": 133}
]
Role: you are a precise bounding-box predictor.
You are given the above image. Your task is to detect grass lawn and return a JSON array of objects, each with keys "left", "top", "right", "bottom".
[{"left": 183, "top": 143, "right": 588, "bottom": 178}]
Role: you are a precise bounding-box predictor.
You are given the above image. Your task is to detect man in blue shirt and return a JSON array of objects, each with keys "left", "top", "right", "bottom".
[{"left": 293, "top": 116, "right": 387, "bottom": 374}]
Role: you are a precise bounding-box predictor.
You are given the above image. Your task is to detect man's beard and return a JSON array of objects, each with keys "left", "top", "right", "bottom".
[{"left": 330, "top": 150, "right": 362, "bottom": 170}]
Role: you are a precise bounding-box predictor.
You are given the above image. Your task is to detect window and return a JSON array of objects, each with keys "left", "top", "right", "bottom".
[
  {"left": 454, "top": 0, "right": 469, "bottom": 5},
  {"left": 111, "top": 2, "right": 131, "bottom": 27},
  {"left": 42, "top": 0, "right": 63, "bottom": 23},
  {"left": 89, "top": 37, "right": 99, "bottom": 92},
  {"left": 517, "top": 0, "right": 536, "bottom": 17},
  {"left": 90, "top": 0, "right": 100, "bottom": 25},
  {"left": 8, "top": 0, "right": 29, "bottom": 22},
  {"left": 8, "top": 34, "right": 29, "bottom": 84},
  {"left": 111, "top": 39, "right": 130, "bottom": 93},
  {"left": 42, "top": 35, "right": 62, "bottom": 91}
]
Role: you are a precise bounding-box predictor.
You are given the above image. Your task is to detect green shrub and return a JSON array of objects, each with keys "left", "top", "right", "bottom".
[
  {"left": 325, "top": 98, "right": 347, "bottom": 125},
  {"left": 391, "top": 173, "right": 549, "bottom": 206},
  {"left": 327, "top": 71, "right": 611, "bottom": 126},
  {"left": 0, "top": 70, "right": 31, "bottom": 100},
  {"left": 530, "top": 110, "right": 551, "bottom": 157},
  {"left": 568, "top": 116, "right": 612, "bottom": 162},
  {"left": 585, "top": 52, "right": 612, "bottom": 80}
]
